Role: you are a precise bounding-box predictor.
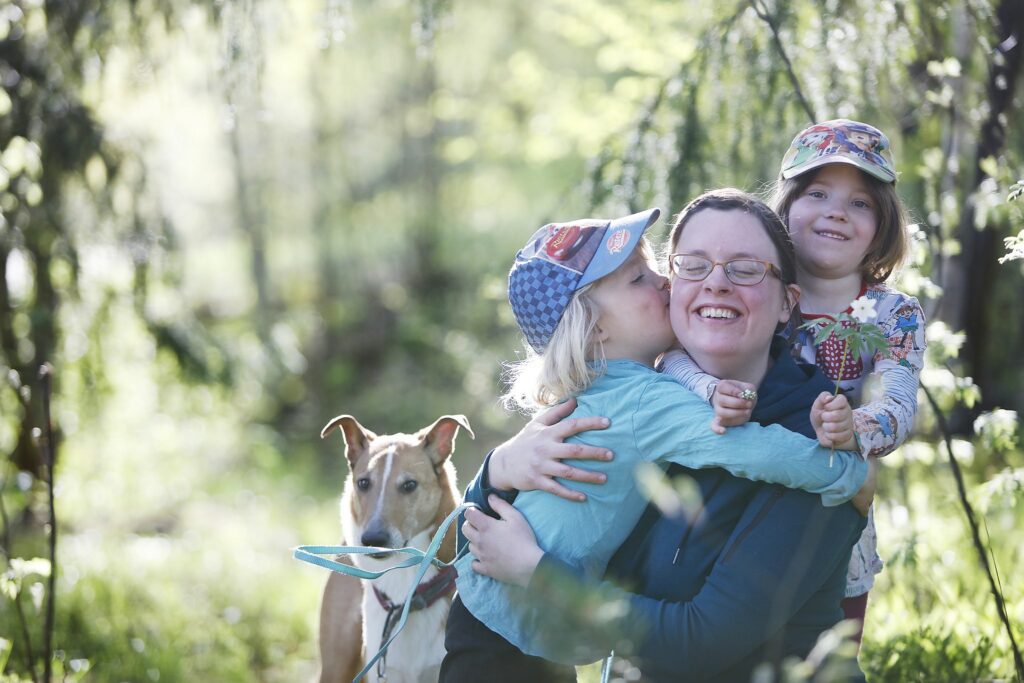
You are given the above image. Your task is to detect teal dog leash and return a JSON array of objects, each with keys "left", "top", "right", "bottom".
[{"left": 294, "top": 502, "right": 475, "bottom": 682}]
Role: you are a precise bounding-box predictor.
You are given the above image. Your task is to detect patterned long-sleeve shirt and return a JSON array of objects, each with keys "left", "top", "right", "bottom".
[{"left": 660, "top": 281, "right": 927, "bottom": 597}]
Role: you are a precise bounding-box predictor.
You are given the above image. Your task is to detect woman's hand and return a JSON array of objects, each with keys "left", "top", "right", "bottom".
[
  {"left": 709, "top": 379, "right": 758, "bottom": 434},
  {"left": 851, "top": 457, "right": 878, "bottom": 516},
  {"left": 464, "top": 496, "right": 543, "bottom": 588},
  {"left": 489, "top": 397, "right": 613, "bottom": 502},
  {"left": 811, "top": 392, "right": 857, "bottom": 451}
]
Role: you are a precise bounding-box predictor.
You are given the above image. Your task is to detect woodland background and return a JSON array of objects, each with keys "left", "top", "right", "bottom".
[{"left": 1, "top": 0, "right": 1023, "bottom": 681}]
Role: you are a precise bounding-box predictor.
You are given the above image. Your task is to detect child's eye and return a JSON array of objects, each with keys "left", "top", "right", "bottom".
[
  {"left": 631, "top": 272, "right": 645, "bottom": 283},
  {"left": 805, "top": 189, "right": 826, "bottom": 199},
  {"left": 852, "top": 199, "right": 872, "bottom": 209}
]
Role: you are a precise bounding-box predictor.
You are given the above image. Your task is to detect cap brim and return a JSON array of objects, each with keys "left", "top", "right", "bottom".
[
  {"left": 577, "top": 208, "right": 661, "bottom": 287},
  {"left": 782, "top": 155, "right": 896, "bottom": 184}
]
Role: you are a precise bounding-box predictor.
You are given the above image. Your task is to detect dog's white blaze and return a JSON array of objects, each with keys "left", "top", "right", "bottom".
[{"left": 375, "top": 445, "right": 396, "bottom": 514}]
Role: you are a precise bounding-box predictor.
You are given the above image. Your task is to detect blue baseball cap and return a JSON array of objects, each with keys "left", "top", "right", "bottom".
[{"left": 508, "top": 208, "right": 661, "bottom": 353}]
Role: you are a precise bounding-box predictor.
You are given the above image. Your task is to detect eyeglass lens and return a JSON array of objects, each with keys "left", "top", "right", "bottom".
[{"left": 671, "top": 255, "right": 768, "bottom": 285}]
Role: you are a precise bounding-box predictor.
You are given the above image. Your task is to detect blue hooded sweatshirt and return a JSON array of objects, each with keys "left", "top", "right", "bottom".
[{"left": 460, "top": 337, "right": 867, "bottom": 681}]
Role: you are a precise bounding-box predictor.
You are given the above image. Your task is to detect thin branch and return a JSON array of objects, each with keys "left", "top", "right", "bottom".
[
  {"left": 0, "top": 460, "right": 40, "bottom": 683},
  {"left": 580, "top": 1, "right": 747, "bottom": 215},
  {"left": 921, "top": 383, "right": 1024, "bottom": 679},
  {"left": 749, "top": 0, "right": 817, "bottom": 123},
  {"left": 39, "top": 364, "right": 57, "bottom": 683}
]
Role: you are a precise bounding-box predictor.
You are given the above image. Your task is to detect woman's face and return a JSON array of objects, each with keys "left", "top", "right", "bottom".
[{"left": 669, "top": 209, "right": 798, "bottom": 373}]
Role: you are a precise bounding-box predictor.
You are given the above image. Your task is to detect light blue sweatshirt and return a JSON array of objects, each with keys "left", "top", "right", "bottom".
[{"left": 454, "top": 359, "right": 867, "bottom": 663}]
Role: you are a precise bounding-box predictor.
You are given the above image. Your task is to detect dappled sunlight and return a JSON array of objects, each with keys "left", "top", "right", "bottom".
[{"left": 1, "top": 0, "right": 1022, "bottom": 681}]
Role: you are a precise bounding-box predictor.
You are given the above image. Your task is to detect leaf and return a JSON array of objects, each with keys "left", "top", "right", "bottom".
[
  {"left": 807, "top": 319, "right": 842, "bottom": 345},
  {"left": 7, "top": 557, "right": 51, "bottom": 579},
  {"left": 0, "top": 576, "right": 17, "bottom": 601},
  {"left": 635, "top": 461, "right": 703, "bottom": 523},
  {"left": 0, "top": 637, "right": 11, "bottom": 672},
  {"left": 1006, "top": 180, "right": 1023, "bottom": 202}
]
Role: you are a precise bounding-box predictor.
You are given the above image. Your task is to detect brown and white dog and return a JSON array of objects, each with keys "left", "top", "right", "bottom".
[{"left": 316, "top": 414, "right": 472, "bottom": 683}]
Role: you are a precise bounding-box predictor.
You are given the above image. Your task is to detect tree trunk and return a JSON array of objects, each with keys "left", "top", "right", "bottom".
[{"left": 938, "top": 0, "right": 1024, "bottom": 423}]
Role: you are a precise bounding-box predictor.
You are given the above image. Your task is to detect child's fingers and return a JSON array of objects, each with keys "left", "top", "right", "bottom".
[
  {"left": 823, "top": 425, "right": 854, "bottom": 441},
  {"left": 820, "top": 416, "right": 853, "bottom": 433},
  {"left": 825, "top": 394, "right": 851, "bottom": 410},
  {"left": 819, "top": 409, "right": 851, "bottom": 424},
  {"left": 812, "top": 391, "right": 833, "bottom": 409}
]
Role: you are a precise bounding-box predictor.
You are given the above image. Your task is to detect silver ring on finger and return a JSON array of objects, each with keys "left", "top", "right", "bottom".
[{"left": 740, "top": 388, "right": 758, "bottom": 401}]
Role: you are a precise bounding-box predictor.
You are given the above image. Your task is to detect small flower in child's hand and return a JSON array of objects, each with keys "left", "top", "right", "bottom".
[{"left": 849, "top": 296, "right": 878, "bottom": 323}]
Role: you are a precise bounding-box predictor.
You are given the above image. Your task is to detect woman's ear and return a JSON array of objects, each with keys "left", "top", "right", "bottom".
[{"left": 779, "top": 283, "right": 801, "bottom": 324}]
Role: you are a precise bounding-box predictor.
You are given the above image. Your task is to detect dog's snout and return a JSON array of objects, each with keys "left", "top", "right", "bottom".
[{"left": 361, "top": 529, "right": 390, "bottom": 548}]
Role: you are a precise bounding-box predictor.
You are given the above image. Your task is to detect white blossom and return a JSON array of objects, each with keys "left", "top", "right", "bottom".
[{"left": 849, "top": 296, "right": 877, "bottom": 323}]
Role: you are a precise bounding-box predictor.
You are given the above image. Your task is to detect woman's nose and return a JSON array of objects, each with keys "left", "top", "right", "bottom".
[{"left": 703, "top": 263, "right": 733, "bottom": 291}]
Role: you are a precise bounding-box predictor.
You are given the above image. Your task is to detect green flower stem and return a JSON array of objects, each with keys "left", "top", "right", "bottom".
[{"left": 828, "top": 340, "right": 850, "bottom": 468}]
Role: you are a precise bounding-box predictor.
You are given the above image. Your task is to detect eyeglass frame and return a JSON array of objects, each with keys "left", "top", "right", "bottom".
[{"left": 667, "top": 252, "right": 784, "bottom": 286}]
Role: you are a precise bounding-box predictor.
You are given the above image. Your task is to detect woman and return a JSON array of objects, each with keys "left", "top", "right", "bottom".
[{"left": 446, "top": 190, "right": 873, "bottom": 682}]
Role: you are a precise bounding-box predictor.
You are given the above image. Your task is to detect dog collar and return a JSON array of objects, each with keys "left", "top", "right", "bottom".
[{"left": 372, "top": 563, "right": 457, "bottom": 613}]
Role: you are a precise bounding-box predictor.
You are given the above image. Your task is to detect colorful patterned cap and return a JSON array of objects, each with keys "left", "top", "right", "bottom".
[
  {"left": 508, "top": 208, "right": 661, "bottom": 353},
  {"left": 780, "top": 119, "right": 897, "bottom": 183}
]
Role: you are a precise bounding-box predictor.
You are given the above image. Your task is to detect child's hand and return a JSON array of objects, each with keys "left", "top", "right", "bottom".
[
  {"left": 709, "top": 380, "right": 758, "bottom": 435},
  {"left": 851, "top": 457, "right": 878, "bottom": 516},
  {"left": 490, "top": 397, "right": 613, "bottom": 501},
  {"left": 464, "top": 496, "right": 543, "bottom": 588},
  {"left": 811, "top": 392, "right": 857, "bottom": 450}
]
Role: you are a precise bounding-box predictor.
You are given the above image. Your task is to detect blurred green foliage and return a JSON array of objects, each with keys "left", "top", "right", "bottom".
[{"left": 1, "top": 0, "right": 1023, "bottom": 680}]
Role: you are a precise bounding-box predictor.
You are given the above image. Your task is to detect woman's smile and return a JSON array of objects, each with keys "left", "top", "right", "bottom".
[{"left": 695, "top": 305, "right": 740, "bottom": 320}]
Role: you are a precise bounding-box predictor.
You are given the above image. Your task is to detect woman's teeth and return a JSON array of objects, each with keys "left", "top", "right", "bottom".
[{"left": 699, "top": 307, "right": 737, "bottom": 319}]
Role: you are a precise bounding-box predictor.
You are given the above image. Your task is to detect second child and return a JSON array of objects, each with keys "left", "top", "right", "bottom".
[{"left": 663, "top": 119, "right": 927, "bottom": 640}]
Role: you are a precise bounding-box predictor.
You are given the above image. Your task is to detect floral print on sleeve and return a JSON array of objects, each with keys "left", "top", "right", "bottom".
[{"left": 853, "top": 294, "right": 926, "bottom": 458}]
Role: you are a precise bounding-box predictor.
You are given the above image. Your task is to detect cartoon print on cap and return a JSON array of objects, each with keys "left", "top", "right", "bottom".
[
  {"left": 536, "top": 221, "right": 606, "bottom": 273},
  {"left": 605, "top": 228, "right": 631, "bottom": 255},
  {"left": 833, "top": 122, "right": 888, "bottom": 167}
]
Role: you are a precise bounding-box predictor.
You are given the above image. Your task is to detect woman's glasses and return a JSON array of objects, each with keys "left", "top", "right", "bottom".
[{"left": 668, "top": 253, "right": 782, "bottom": 286}]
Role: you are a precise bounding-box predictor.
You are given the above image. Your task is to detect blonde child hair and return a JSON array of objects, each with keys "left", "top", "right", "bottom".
[
  {"left": 502, "top": 282, "right": 603, "bottom": 412},
  {"left": 503, "top": 230, "right": 660, "bottom": 413}
]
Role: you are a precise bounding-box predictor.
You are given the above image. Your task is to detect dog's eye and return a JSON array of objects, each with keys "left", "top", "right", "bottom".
[
  {"left": 400, "top": 480, "right": 418, "bottom": 493},
  {"left": 356, "top": 477, "right": 371, "bottom": 491}
]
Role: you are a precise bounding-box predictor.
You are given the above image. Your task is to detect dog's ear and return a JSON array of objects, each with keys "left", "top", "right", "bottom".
[
  {"left": 321, "top": 415, "right": 377, "bottom": 469},
  {"left": 418, "top": 415, "right": 474, "bottom": 465}
]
